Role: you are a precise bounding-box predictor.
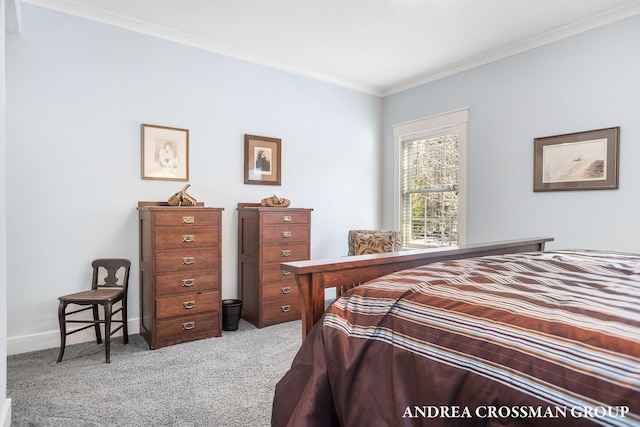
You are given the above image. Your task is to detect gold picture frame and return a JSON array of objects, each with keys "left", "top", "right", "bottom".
[
  {"left": 141, "top": 124, "right": 189, "bottom": 181},
  {"left": 244, "top": 134, "right": 281, "bottom": 186},
  {"left": 533, "top": 127, "right": 619, "bottom": 192}
]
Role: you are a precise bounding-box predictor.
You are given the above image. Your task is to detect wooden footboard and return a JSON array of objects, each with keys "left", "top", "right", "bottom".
[{"left": 281, "top": 237, "right": 554, "bottom": 339}]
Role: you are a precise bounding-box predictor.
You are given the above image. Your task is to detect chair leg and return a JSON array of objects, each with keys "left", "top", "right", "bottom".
[
  {"left": 92, "top": 304, "right": 102, "bottom": 344},
  {"left": 104, "top": 303, "right": 112, "bottom": 364},
  {"left": 122, "top": 300, "right": 129, "bottom": 345},
  {"left": 56, "top": 301, "right": 67, "bottom": 363}
]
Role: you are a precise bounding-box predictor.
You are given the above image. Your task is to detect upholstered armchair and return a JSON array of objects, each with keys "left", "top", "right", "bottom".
[
  {"left": 348, "top": 229, "right": 403, "bottom": 256},
  {"left": 338, "top": 230, "right": 403, "bottom": 297}
]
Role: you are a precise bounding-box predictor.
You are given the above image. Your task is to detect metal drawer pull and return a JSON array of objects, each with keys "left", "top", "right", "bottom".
[
  {"left": 281, "top": 287, "right": 291, "bottom": 294},
  {"left": 183, "top": 321, "right": 195, "bottom": 330},
  {"left": 182, "top": 216, "right": 195, "bottom": 224},
  {"left": 182, "top": 279, "right": 195, "bottom": 287},
  {"left": 183, "top": 301, "right": 196, "bottom": 309},
  {"left": 281, "top": 231, "right": 292, "bottom": 238},
  {"left": 281, "top": 270, "right": 291, "bottom": 276},
  {"left": 281, "top": 305, "right": 291, "bottom": 313},
  {"left": 182, "top": 234, "right": 195, "bottom": 243},
  {"left": 281, "top": 250, "right": 292, "bottom": 257},
  {"left": 282, "top": 215, "right": 292, "bottom": 222},
  {"left": 182, "top": 257, "right": 195, "bottom": 265}
]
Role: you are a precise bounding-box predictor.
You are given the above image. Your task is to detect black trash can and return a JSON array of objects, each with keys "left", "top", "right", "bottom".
[{"left": 222, "top": 299, "right": 243, "bottom": 331}]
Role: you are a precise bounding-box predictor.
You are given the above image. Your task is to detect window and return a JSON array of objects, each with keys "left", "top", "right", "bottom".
[{"left": 393, "top": 109, "right": 468, "bottom": 248}]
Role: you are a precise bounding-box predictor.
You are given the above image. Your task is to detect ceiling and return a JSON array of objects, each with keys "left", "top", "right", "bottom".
[{"left": 22, "top": 0, "right": 640, "bottom": 96}]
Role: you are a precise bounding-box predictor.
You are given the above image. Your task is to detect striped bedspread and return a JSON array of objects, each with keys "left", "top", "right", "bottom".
[{"left": 272, "top": 250, "right": 640, "bottom": 427}]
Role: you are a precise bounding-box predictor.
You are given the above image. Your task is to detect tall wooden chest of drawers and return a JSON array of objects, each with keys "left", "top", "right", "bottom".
[
  {"left": 138, "top": 202, "right": 223, "bottom": 349},
  {"left": 237, "top": 206, "right": 312, "bottom": 328}
]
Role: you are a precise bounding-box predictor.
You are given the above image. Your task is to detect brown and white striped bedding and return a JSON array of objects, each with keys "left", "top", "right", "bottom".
[{"left": 272, "top": 250, "right": 640, "bottom": 426}]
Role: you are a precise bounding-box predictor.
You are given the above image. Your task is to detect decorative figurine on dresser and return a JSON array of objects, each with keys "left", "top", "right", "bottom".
[
  {"left": 237, "top": 202, "right": 312, "bottom": 328},
  {"left": 138, "top": 201, "right": 224, "bottom": 349}
]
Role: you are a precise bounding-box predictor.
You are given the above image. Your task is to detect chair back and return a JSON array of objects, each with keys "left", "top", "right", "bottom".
[
  {"left": 348, "top": 230, "right": 403, "bottom": 256},
  {"left": 91, "top": 258, "right": 131, "bottom": 292}
]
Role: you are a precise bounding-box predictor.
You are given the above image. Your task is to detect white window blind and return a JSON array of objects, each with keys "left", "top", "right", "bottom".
[{"left": 400, "top": 130, "right": 459, "bottom": 247}]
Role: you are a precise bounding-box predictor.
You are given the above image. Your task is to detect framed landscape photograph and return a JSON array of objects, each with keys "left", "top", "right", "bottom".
[
  {"left": 244, "top": 134, "right": 281, "bottom": 185},
  {"left": 141, "top": 124, "right": 189, "bottom": 181},
  {"left": 533, "top": 127, "right": 619, "bottom": 192}
]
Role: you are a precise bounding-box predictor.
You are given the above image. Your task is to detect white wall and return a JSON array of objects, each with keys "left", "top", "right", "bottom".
[
  {"left": 383, "top": 14, "right": 640, "bottom": 253},
  {"left": 1, "top": 0, "right": 10, "bottom": 424},
  {"left": 7, "top": 4, "right": 640, "bottom": 358},
  {"left": 5, "top": 5, "right": 383, "bottom": 354}
]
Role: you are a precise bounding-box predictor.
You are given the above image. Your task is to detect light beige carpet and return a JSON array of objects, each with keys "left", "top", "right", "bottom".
[{"left": 7, "top": 319, "right": 302, "bottom": 427}]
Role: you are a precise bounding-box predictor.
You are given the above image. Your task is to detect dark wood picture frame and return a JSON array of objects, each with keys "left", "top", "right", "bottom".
[
  {"left": 533, "top": 127, "right": 619, "bottom": 192},
  {"left": 244, "top": 134, "right": 281, "bottom": 186},
  {"left": 141, "top": 124, "right": 189, "bottom": 181}
]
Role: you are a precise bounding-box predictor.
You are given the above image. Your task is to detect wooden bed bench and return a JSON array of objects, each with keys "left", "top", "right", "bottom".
[{"left": 281, "top": 237, "right": 554, "bottom": 339}]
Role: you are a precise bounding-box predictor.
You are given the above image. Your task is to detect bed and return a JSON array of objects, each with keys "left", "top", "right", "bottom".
[{"left": 272, "top": 238, "right": 640, "bottom": 426}]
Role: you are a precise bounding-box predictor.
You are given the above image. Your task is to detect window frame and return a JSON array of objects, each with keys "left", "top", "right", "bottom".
[{"left": 393, "top": 108, "right": 468, "bottom": 247}]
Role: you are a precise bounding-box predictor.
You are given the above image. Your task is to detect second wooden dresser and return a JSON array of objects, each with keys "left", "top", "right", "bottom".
[
  {"left": 139, "top": 203, "right": 223, "bottom": 349},
  {"left": 237, "top": 206, "right": 312, "bottom": 328}
]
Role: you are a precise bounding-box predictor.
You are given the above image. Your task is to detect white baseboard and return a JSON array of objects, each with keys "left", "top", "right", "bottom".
[
  {"left": 7, "top": 317, "right": 140, "bottom": 356},
  {"left": 0, "top": 398, "right": 11, "bottom": 427}
]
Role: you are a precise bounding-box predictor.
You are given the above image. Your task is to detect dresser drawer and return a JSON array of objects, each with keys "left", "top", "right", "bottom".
[
  {"left": 261, "top": 263, "right": 297, "bottom": 284},
  {"left": 155, "top": 271, "right": 218, "bottom": 296},
  {"left": 153, "top": 210, "right": 219, "bottom": 227},
  {"left": 262, "top": 281, "right": 300, "bottom": 302},
  {"left": 155, "top": 312, "right": 220, "bottom": 348},
  {"left": 262, "top": 225, "right": 309, "bottom": 245},
  {"left": 261, "top": 299, "right": 302, "bottom": 326},
  {"left": 261, "top": 211, "right": 309, "bottom": 226},
  {"left": 156, "top": 291, "right": 219, "bottom": 319},
  {"left": 155, "top": 249, "right": 218, "bottom": 273},
  {"left": 155, "top": 226, "right": 219, "bottom": 250},
  {"left": 262, "top": 244, "right": 309, "bottom": 263}
]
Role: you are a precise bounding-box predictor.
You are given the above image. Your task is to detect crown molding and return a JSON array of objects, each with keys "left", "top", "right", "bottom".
[
  {"left": 383, "top": 1, "right": 640, "bottom": 96},
  {"left": 21, "top": 0, "right": 640, "bottom": 98},
  {"left": 22, "top": 0, "right": 383, "bottom": 96}
]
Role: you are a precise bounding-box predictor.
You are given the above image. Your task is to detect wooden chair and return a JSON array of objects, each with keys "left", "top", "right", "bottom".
[{"left": 57, "top": 258, "right": 131, "bottom": 363}]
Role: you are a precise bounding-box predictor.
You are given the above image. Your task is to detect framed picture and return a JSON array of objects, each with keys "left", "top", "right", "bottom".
[
  {"left": 141, "top": 124, "right": 189, "bottom": 181},
  {"left": 533, "top": 127, "right": 619, "bottom": 192},
  {"left": 244, "top": 134, "right": 281, "bottom": 185}
]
